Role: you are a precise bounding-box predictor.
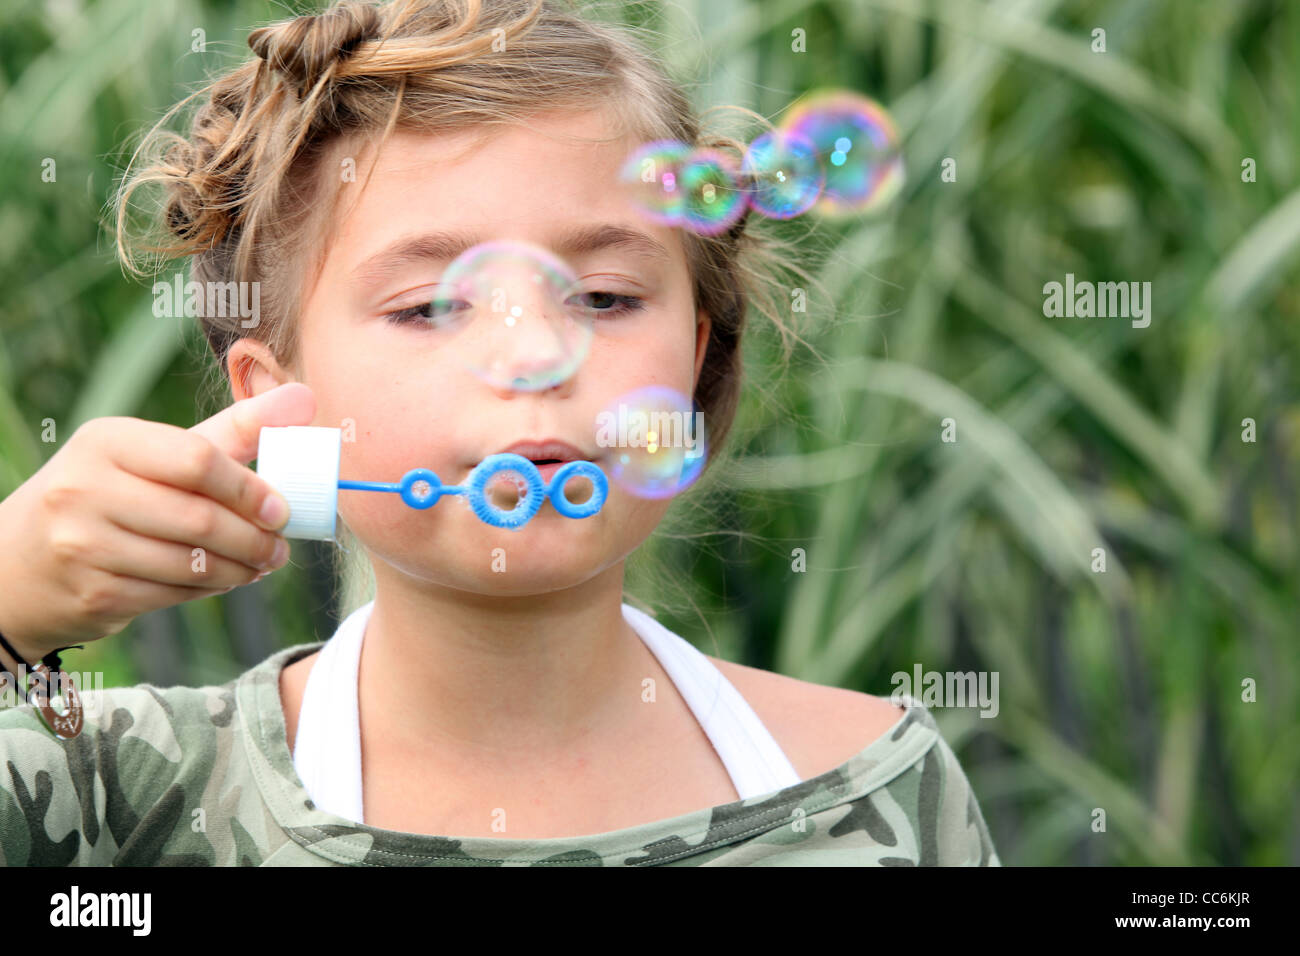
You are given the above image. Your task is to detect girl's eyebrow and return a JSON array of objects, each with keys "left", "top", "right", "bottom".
[{"left": 350, "top": 223, "right": 672, "bottom": 289}]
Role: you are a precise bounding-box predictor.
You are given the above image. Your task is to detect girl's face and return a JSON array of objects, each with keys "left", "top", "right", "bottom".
[{"left": 284, "top": 109, "right": 709, "bottom": 594}]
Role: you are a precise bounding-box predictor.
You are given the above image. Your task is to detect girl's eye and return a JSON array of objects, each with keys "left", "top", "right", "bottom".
[
  {"left": 383, "top": 292, "right": 645, "bottom": 326},
  {"left": 382, "top": 297, "right": 467, "bottom": 326},
  {"left": 568, "top": 291, "right": 646, "bottom": 318}
]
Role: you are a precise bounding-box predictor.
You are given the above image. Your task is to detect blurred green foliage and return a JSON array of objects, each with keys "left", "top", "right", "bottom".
[{"left": 0, "top": 0, "right": 1295, "bottom": 865}]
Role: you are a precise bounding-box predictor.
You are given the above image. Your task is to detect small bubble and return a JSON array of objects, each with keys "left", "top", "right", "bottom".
[
  {"left": 485, "top": 471, "right": 529, "bottom": 510},
  {"left": 741, "top": 130, "right": 824, "bottom": 219},
  {"left": 618, "top": 141, "right": 745, "bottom": 235},
  {"left": 618, "top": 140, "right": 692, "bottom": 226},
  {"left": 679, "top": 149, "right": 746, "bottom": 234}
]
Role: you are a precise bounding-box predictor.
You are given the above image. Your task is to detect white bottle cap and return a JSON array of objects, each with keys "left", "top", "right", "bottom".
[{"left": 256, "top": 426, "right": 341, "bottom": 541}]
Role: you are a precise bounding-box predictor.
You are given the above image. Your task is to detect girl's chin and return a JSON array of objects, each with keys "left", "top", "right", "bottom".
[
  {"left": 436, "top": 541, "right": 612, "bottom": 592},
  {"left": 357, "top": 510, "right": 636, "bottom": 589},
  {"left": 456, "top": 563, "right": 609, "bottom": 596}
]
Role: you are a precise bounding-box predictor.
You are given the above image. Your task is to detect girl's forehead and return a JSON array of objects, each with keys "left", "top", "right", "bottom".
[
  {"left": 354, "top": 108, "right": 641, "bottom": 179},
  {"left": 327, "top": 113, "right": 666, "bottom": 253}
]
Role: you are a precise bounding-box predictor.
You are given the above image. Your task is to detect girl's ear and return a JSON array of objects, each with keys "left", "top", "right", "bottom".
[
  {"left": 227, "top": 338, "right": 297, "bottom": 403},
  {"left": 693, "top": 309, "right": 712, "bottom": 388}
]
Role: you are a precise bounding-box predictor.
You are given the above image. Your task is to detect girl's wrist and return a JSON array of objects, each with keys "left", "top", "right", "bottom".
[
  {"left": 0, "top": 610, "right": 44, "bottom": 673},
  {"left": 0, "top": 548, "right": 49, "bottom": 670}
]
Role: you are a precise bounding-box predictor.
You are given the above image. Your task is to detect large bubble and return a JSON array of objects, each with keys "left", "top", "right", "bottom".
[
  {"left": 594, "top": 385, "right": 708, "bottom": 499},
  {"left": 741, "top": 129, "right": 825, "bottom": 219},
  {"left": 426, "top": 239, "right": 595, "bottom": 391},
  {"left": 783, "top": 90, "right": 904, "bottom": 216}
]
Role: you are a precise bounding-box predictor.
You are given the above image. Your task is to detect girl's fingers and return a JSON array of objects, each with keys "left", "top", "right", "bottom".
[
  {"left": 88, "top": 568, "right": 252, "bottom": 620},
  {"left": 101, "top": 417, "right": 291, "bottom": 533},
  {"left": 83, "top": 517, "right": 272, "bottom": 590},
  {"left": 101, "top": 470, "right": 287, "bottom": 573}
]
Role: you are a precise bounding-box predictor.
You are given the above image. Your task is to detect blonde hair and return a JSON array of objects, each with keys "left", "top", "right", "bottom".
[{"left": 113, "top": 0, "right": 821, "bottom": 621}]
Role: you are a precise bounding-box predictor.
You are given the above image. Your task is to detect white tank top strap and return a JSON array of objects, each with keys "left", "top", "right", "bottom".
[
  {"left": 619, "top": 603, "right": 801, "bottom": 800},
  {"left": 291, "top": 600, "right": 369, "bottom": 823},
  {"left": 290, "top": 600, "right": 803, "bottom": 824}
]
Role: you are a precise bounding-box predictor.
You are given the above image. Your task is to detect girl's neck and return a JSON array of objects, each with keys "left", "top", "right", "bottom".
[{"left": 356, "top": 561, "right": 648, "bottom": 770}]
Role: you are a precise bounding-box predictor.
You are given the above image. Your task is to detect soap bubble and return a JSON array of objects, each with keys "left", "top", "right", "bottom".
[
  {"left": 618, "top": 140, "right": 692, "bottom": 228},
  {"left": 619, "top": 141, "right": 747, "bottom": 236},
  {"left": 594, "top": 385, "right": 708, "bottom": 499},
  {"left": 678, "top": 149, "right": 748, "bottom": 235},
  {"left": 783, "top": 90, "right": 903, "bottom": 216},
  {"left": 741, "top": 129, "right": 825, "bottom": 219},
  {"left": 484, "top": 469, "right": 531, "bottom": 511},
  {"left": 429, "top": 239, "right": 594, "bottom": 391}
]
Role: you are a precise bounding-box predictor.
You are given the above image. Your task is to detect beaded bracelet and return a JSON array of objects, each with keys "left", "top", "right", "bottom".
[{"left": 0, "top": 628, "right": 84, "bottom": 739}]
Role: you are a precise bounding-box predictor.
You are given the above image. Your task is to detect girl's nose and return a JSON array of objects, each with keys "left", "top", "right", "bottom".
[
  {"left": 484, "top": 348, "right": 579, "bottom": 399},
  {"left": 464, "top": 295, "right": 590, "bottom": 395}
]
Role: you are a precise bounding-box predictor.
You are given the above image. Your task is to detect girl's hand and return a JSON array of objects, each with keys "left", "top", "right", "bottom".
[{"left": 0, "top": 383, "right": 316, "bottom": 665}]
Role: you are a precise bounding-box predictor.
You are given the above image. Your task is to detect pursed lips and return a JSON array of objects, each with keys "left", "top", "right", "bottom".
[{"left": 466, "top": 439, "right": 600, "bottom": 483}]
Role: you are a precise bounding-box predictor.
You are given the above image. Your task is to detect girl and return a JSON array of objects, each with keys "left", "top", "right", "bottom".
[{"left": 0, "top": 0, "right": 998, "bottom": 866}]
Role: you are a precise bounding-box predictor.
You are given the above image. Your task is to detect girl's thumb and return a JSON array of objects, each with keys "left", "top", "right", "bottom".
[{"left": 189, "top": 382, "right": 317, "bottom": 466}]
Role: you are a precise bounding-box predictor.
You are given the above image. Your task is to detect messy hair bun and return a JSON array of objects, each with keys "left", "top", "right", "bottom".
[
  {"left": 154, "top": 1, "right": 382, "bottom": 254},
  {"left": 248, "top": 2, "right": 382, "bottom": 100}
]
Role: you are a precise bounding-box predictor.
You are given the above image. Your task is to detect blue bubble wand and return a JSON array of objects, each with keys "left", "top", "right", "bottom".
[{"left": 257, "top": 427, "right": 607, "bottom": 540}]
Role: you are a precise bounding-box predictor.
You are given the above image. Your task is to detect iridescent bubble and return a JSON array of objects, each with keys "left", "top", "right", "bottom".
[
  {"left": 429, "top": 239, "right": 594, "bottom": 391},
  {"left": 783, "top": 90, "right": 904, "bottom": 216},
  {"left": 678, "top": 149, "right": 748, "bottom": 235},
  {"left": 594, "top": 385, "right": 708, "bottom": 499},
  {"left": 618, "top": 139, "right": 692, "bottom": 228},
  {"left": 741, "top": 129, "right": 825, "bottom": 219}
]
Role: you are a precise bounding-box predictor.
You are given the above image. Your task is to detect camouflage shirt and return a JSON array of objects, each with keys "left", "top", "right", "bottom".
[{"left": 0, "top": 642, "right": 1001, "bottom": 866}]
